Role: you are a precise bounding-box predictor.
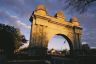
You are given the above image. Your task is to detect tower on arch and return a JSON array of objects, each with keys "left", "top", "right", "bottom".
[{"left": 29, "top": 5, "right": 82, "bottom": 55}]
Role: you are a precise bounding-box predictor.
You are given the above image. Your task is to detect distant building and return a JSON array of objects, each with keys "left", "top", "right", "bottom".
[{"left": 81, "top": 43, "right": 90, "bottom": 55}]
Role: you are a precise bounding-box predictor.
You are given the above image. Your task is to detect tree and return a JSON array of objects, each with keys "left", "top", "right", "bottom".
[
  {"left": 0, "top": 24, "right": 22, "bottom": 57},
  {"left": 65, "top": 0, "right": 96, "bottom": 13},
  {"left": 21, "top": 35, "right": 28, "bottom": 43},
  {"left": 61, "top": 49, "right": 70, "bottom": 56}
]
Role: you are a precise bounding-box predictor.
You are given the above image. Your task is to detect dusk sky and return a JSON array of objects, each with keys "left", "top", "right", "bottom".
[
  {"left": 0, "top": 0, "right": 96, "bottom": 48},
  {"left": 48, "top": 35, "right": 70, "bottom": 50}
]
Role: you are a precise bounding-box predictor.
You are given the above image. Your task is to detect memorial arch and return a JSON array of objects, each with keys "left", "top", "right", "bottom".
[{"left": 29, "top": 5, "right": 82, "bottom": 54}]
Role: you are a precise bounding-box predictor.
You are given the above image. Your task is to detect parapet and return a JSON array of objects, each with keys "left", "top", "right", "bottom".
[
  {"left": 54, "top": 11, "right": 65, "bottom": 19},
  {"left": 30, "top": 5, "right": 81, "bottom": 27},
  {"left": 70, "top": 16, "right": 80, "bottom": 26},
  {"left": 34, "top": 4, "right": 47, "bottom": 16},
  {"left": 54, "top": 11, "right": 66, "bottom": 22}
]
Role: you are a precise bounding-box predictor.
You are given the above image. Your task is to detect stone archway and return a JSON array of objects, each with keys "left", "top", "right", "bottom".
[
  {"left": 56, "top": 34, "right": 73, "bottom": 51},
  {"left": 29, "top": 5, "right": 82, "bottom": 55},
  {"left": 47, "top": 34, "right": 73, "bottom": 55}
]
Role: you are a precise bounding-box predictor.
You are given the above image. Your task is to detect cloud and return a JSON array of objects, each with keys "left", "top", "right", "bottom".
[
  {"left": 78, "top": 13, "right": 96, "bottom": 47},
  {"left": 0, "top": 10, "right": 31, "bottom": 29},
  {"left": 82, "top": 42, "right": 87, "bottom": 44},
  {"left": 16, "top": 20, "right": 31, "bottom": 29}
]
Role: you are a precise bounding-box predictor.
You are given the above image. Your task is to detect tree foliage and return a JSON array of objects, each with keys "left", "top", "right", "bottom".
[
  {"left": 65, "top": 0, "right": 96, "bottom": 13},
  {"left": 0, "top": 24, "right": 22, "bottom": 56}
]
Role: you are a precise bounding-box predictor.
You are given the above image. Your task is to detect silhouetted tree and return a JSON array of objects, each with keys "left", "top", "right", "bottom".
[
  {"left": 61, "top": 49, "right": 68, "bottom": 56},
  {"left": 0, "top": 24, "right": 22, "bottom": 57},
  {"left": 65, "top": 0, "right": 96, "bottom": 13},
  {"left": 21, "top": 35, "right": 28, "bottom": 43}
]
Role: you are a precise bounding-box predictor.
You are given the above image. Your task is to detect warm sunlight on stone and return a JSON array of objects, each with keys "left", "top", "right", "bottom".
[{"left": 29, "top": 4, "right": 82, "bottom": 52}]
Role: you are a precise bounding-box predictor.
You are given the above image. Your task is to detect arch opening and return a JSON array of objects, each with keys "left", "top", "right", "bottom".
[{"left": 47, "top": 34, "right": 73, "bottom": 56}]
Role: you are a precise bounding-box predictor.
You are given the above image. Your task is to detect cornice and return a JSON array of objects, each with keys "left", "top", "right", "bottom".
[{"left": 33, "top": 14, "right": 82, "bottom": 29}]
